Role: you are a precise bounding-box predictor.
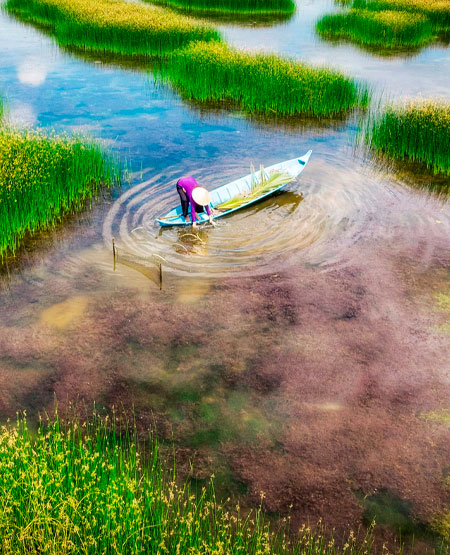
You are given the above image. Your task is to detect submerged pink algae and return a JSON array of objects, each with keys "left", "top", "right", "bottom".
[{"left": 0, "top": 219, "right": 450, "bottom": 549}]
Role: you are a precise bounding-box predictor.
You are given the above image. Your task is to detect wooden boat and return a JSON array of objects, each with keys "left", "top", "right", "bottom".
[{"left": 156, "top": 150, "right": 312, "bottom": 227}]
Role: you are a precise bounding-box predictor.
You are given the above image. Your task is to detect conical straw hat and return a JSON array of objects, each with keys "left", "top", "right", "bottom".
[{"left": 192, "top": 186, "right": 211, "bottom": 206}]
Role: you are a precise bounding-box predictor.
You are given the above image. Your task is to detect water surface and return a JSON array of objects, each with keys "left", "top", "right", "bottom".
[{"left": 0, "top": 1, "right": 449, "bottom": 549}]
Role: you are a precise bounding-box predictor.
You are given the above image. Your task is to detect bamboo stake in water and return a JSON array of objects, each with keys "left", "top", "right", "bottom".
[{"left": 159, "top": 262, "right": 162, "bottom": 290}]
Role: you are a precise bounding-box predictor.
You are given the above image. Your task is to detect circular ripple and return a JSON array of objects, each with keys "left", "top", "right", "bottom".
[{"left": 102, "top": 156, "right": 445, "bottom": 278}]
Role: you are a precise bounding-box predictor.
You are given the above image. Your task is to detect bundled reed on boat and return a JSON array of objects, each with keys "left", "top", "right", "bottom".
[
  {"left": 148, "top": 0, "right": 295, "bottom": 16},
  {"left": 367, "top": 101, "right": 450, "bottom": 175},
  {"left": 160, "top": 41, "right": 370, "bottom": 117},
  {"left": 5, "top": 0, "right": 220, "bottom": 56},
  {"left": 316, "top": 8, "right": 433, "bottom": 48},
  {"left": 216, "top": 167, "right": 294, "bottom": 211},
  {"left": 0, "top": 128, "right": 119, "bottom": 258}
]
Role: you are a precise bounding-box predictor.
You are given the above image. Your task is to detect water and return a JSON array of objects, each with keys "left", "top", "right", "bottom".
[{"left": 0, "top": 0, "right": 450, "bottom": 548}]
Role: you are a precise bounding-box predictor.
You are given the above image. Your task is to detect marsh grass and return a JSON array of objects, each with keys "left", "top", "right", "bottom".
[
  {"left": 147, "top": 0, "right": 295, "bottom": 17},
  {"left": 158, "top": 42, "right": 370, "bottom": 117},
  {"left": 5, "top": 0, "right": 220, "bottom": 57},
  {"left": 366, "top": 101, "right": 450, "bottom": 176},
  {"left": 358, "top": 0, "right": 450, "bottom": 29},
  {"left": 316, "top": 9, "right": 433, "bottom": 48},
  {"left": 0, "top": 127, "right": 119, "bottom": 258},
  {"left": 0, "top": 411, "right": 379, "bottom": 554}
]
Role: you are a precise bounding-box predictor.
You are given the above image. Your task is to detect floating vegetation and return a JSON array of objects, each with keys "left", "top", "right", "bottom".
[
  {"left": 5, "top": 0, "right": 220, "bottom": 57},
  {"left": 0, "top": 411, "right": 377, "bottom": 553},
  {"left": 147, "top": 0, "right": 295, "bottom": 17},
  {"left": 216, "top": 166, "right": 294, "bottom": 211},
  {"left": 316, "top": 9, "right": 433, "bottom": 49},
  {"left": 367, "top": 101, "right": 450, "bottom": 176},
  {"left": 0, "top": 127, "right": 119, "bottom": 258},
  {"left": 159, "top": 42, "right": 370, "bottom": 117}
]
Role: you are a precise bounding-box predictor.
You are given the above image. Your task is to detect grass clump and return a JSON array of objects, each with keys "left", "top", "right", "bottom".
[
  {"left": 316, "top": 9, "right": 433, "bottom": 48},
  {"left": 367, "top": 101, "right": 450, "bottom": 176},
  {"left": 147, "top": 0, "right": 295, "bottom": 17},
  {"left": 159, "top": 42, "right": 369, "bottom": 117},
  {"left": 0, "top": 128, "right": 119, "bottom": 258},
  {"left": 360, "top": 0, "right": 450, "bottom": 30},
  {"left": 0, "top": 411, "right": 376, "bottom": 554},
  {"left": 5, "top": 0, "right": 220, "bottom": 57}
]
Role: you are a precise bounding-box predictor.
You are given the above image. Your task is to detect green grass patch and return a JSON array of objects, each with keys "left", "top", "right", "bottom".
[
  {"left": 146, "top": 0, "right": 295, "bottom": 17},
  {"left": 316, "top": 9, "right": 433, "bottom": 49},
  {"left": 0, "top": 411, "right": 377, "bottom": 553},
  {"left": 358, "top": 0, "right": 450, "bottom": 30},
  {"left": 366, "top": 101, "right": 450, "bottom": 176},
  {"left": 5, "top": 0, "right": 221, "bottom": 57},
  {"left": 0, "top": 127, "right": 119, "bottom": 258},
  {"left": 158, "top": 41, "right": 370, "bottom": 117}
]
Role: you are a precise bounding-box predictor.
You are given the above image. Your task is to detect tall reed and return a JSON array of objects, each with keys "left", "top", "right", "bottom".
[
  {"left": 0, "top": 128, "right": 119, "bottom": 258},
  {"left": 0, "top": 411, "right": 377, "bottom": 554},
  {"left": 159, "top": 42, "right": 370, "bottom": 117},
  {"left": 5, "top": 0, "right": 220, "bottom": 57},
  {"left": 367, "top": 101, "right": 450, "bottom": 176},
  {"left": 316, "top": 9, "right": 433, "bottom": 48},
  {"left": 148, "top": 0, "right": 295, "bottom": 17}
]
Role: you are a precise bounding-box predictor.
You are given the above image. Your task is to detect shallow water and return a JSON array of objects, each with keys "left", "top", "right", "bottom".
[{"left": 0, "top": 0, "right": 450, "bottom": 548}]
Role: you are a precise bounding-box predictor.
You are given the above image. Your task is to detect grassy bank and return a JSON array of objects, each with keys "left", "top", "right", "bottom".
[
  {"left": 147, "top": 0, "right": 295, "bottom": 17},
  {"left": 158, "top": 42, "right": 369, "bottom": 117},
  {"left": 0, "top": 128, "right": 119, "bottom": 258},
  {"left": 0, "top": 411, "right": 377, "bottom": 554},
  {"left": 316, "top": 9, "right": 433, "bottom": 49},
  {"left": 5, "top": 0, "right": 220, "bottom": 57},
  {"left": 367, "top": 101, "right": 450, "bottom": 176}
]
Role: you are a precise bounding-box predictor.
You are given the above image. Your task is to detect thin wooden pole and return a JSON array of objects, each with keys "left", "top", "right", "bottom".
[{"left": 159, "top": 263, "right": 162, "bottom": 290}]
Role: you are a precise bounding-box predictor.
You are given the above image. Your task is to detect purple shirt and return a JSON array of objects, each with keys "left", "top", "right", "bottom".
[{"left": 177, "top": 176, "right": 211, "bottom": 223}]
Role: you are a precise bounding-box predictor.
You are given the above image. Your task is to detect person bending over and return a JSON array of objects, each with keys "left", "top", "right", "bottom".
[{"left": 176, "top": 176, "right": 213, "bottom": 228}]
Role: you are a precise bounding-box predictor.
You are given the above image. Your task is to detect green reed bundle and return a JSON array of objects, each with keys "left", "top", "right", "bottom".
[
  {"left": 367, "top": 101, "right": 450, "bottom": 175},
  {"left": 148, "top": 0, "right": 295, "bottom": 17},
  {"left": 216, "top": 167, "right": 293, "bottom": 211},
  {"left": 316, "top": 8, "right": 433, "bottom": 48},
  {"left": 0, "top": 128, "right": 119, "bottom": 258},
  {"left": 160, "top": 42, "right": 370, "bottom": 117},
  {"left": 0, "top": 411, "right": 376, "bottom": 554},
  {"left": 5, "top": 0, "right": 220, "bottom": 57}
]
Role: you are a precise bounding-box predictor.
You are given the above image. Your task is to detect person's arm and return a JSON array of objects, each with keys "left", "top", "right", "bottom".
[{"left": 205, "top": 204, "right": 213, "bottom": 223}]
